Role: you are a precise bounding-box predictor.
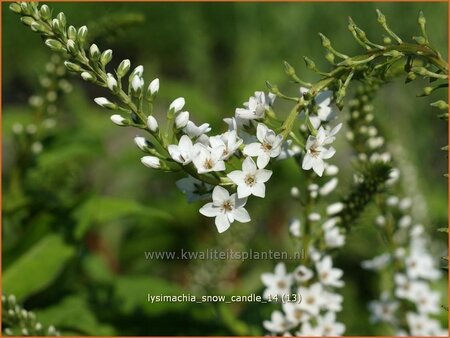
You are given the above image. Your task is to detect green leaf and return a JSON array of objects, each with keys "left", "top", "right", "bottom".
[
  {"left": 3, "top": 234, "right": 75, "bottom": 300},
  {"left": 73, "top": 196, "right": 173, "bottom": 239},
  {"left": 35, "top": 296, "right": 115, "bottom": 335}
]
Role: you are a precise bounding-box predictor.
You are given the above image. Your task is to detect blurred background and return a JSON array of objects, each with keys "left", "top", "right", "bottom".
[{"left": 2, "top": 1, "right": 448, "bottom": 336}]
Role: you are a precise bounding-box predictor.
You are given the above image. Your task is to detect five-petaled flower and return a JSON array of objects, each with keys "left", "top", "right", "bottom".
[
  {"left": 199, "top": 186, "right": 250, "bottom": 233},
  {"left": 243, "top": 123, "right": 283, "bottom": 168},
  {"left": 227, "top": 157, "right": 272, "bottom": 198}
]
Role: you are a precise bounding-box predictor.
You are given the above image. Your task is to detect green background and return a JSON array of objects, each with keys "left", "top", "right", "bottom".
[{"left": 2, "top": 1, "right": 448, "bottom": 336}]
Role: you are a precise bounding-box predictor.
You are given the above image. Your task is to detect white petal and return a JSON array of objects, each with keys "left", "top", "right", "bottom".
[
  {"left": 302, "top": 154, "right": 313, "bottom": 170},
  {"left": 215, "top": 213, "right": 231, "bottom": 233},
  {"left": 233, "top": 207, "right": 251, "bottom": 223},
  {"left": 237, "top": 184, "right": 252, "bottom": 198},
  {"left": 321, "top": 147, "right": 336, "bottom": 159},
  {"left": 243, "top": 143, "right": 262, "bottom": 157},
  {"left": 227, "top": 170, "right": 245, "bottom": 185},
  {"left": 256, "top": 123, "right": 268, "bottom": 142},
  {"left": 256, "top": 169, "right": 272, "bottom": 183},
  {"left": 199, "top": 203, "right": 219, "bottom": 217},
  {"left": 242, "top": 156, "right": 257, "bottom": 173},
  {"left": 252, "top": 183, "right": 266, "bottom": 198},
  {"left": 212, "top": 186, "right": 229, "bottom": 203},
  {"left": 257, "top": 153, "right": 270, "bottom": 169},
  {"left": 312, "top": 159, "right": 325, "bottom": 176}
]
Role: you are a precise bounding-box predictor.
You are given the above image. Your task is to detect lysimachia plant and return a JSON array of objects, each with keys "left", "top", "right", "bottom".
[{"left": 10, "top": 2, "right": 448, "bottom": 336}]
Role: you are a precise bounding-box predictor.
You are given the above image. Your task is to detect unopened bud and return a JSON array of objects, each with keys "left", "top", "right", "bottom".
[
  {"left": 147, "top": 115, "right": 159, "bottom": 132},
  {"left": 100, "top": 49, "right": 113, "bottom": 66},
  {"left": 94, "top": 97, "right": 117, "bottom": 110},
  {"left": 175, "top": 111, "right": 189, "bottom": 129},
  {"left": 117, "top": 59, "right": 131, "bottom": 77}
]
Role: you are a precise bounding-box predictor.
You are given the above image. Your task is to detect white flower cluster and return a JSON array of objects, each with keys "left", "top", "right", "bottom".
[
  {"left": 261, "top": 257, "right": 345, "bottom": 336},
  {"left": 96, "top": 72, "right": 345, "bottom": 233},
  {"left": 365, "top": 198, "right": 446, "bottom": 336}
]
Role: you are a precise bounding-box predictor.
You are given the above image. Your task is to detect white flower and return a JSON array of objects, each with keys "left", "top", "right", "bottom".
[
  {"left": 169, "top": 97, "right": 185, "bottom": 112},
  {"left": 227, "top": 157, "right": 272, "bottom": 198},
  {"left": 316, "top": 312, "right": 346, "bottom": 336},
  {"left": 199, "top": 186, "right": 250, "bottom": 233},
  {"left": 235, "top": 91, "right": 274, "bottom": 120},
  {"left": 176, "top": 176, "right": 212, "bottom": 203},
  {"left": 175, "top": 111, "right": 189, "bottom": 129},
  {"left": 308, "top": 213, "right": 321, "bottom": 222},
  {"left": 209, "top": 131, "right": 243, "bottom": 160},
  {"left": 297, "top": 283, "right": 325, "bottom": 316},
  {"left": 316, "top": 256, "right": 344, "bottom": 288},
  {"left": 361, "top": 253, "right": 390, "bottom": 270},
  {"left": 325, "top": 164, "right": 339, "bottom": 176},
  {"left": 131, "top": 74, "right": 144, "bottom": 92},
  {"left": 289, "top": 218, "right": 301, "bottom": 237},
  {"left": 322, "top": 290, "right": 343, "bottom": 312},
  {"left": 302, "top": 124, "right": 342, "bottom": 176},
  {"left": 406, "top": 312, "right": 445, "bottom": 336},
  {"left": 110, "top": 114, "right": 125, "bottom": 126},
  {"left": 148, "top": 78, "right": 159, "bottom": 95},
  {"left": 293, "top": 265, "right": 313, "bottom": 282},
  {"left": 243, "top": 123, "right": 283, "bottom": 168},
  {"left": 261, "top": 263, "right": 293, "bottom": 300},
  {"left": 394, "top": 274, "right": 427, "bottom": 300},
  {"left": 140, "top": 156, "right": 160, "bottom": 169},
  {"left": 147, "top": 115, "right": 158, "bottom": 132},
  {"left": 300, "top": 89, "right": 337, "bottom": 129},
  {"left": 192, "top": 144, "right": 226, "bottom": 174},
  {"left": 184, "top": 121, "right": 211, "bottom": 138},
  {"left": 282, "top": 302, "right": 311, "bottom": 325},
  {"left": 398, "top": 215, "right": 412, "bottom": 228},
  {"left": 413, "top": 283, "right": 441, "bottom": 314},
  {"left": 324, "top": 226, "right": 345, "bottom": 248},
  {"left": 297, "top": 321, "right": 323, "bottom": 336},
  {"left": 168, "top": 135, "right": 195, "bottom": 165},
  {"left": 368, "top": 293, "right": 399, "bottom": 323},
  {"left": 405, "top": 252, "right": 441, "bottom": 280},
  {"left": 263, "top": 311, "right": 294, "bottom": 334}
]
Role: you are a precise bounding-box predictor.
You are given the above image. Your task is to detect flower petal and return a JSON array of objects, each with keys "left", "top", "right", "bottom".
[
  {"left": 252, "top": 183, "right": 266, "bottom": 198},
  {"left": 233, "top": 207, "right": 251, "bottom": 223},
  {"left": 212, "top": 186, "right": 229, "bottom": 203},
  {"left": 243, "top": 143, "right": 262, "bottom": 157},
  {"left": 215, "top": 213, "right": 231, "bottom": 233},
  {"left": 199, "top": 203, "right": 219, "bottom": 217}
]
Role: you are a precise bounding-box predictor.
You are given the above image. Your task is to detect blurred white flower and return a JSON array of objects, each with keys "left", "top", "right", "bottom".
[
  {"left": 243, "top": 123, "right": 283, "bottom": 168},
  {"left": 236, "top": 91, "right": 275, "bottom": 120},
  {"left": 297, "top": 283, "right": 325, "bottom": 316},
  {"left": 293, "top": 265, "right": 313, "bottom": 282},
  {"left": 261, "top": 263, "right": 293, "bottom": 300},
  {"left": 263, "top": 310, "right": 294, "bottom": 334},
  {"left": 316, "top": 256, "right": 344, "bottom": 288}
]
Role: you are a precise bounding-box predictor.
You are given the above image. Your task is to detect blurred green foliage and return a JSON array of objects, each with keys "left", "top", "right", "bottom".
[{"left": 2, "top": 2, "right": 448, "bottom": 335}]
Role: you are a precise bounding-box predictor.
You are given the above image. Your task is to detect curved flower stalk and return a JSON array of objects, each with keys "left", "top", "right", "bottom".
[
  {"left": 347, "top": 84, "right": 447, "bottom": 336},
  {"left": 2, "top": 294, "right": 59, "bottom": 336},
  {"left": 10, "top": 2, "right": 447, "bottom": 234}
]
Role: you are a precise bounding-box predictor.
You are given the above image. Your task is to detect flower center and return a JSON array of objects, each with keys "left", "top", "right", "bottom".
[
  {"left": 294, "top": 309, "right": 303, "bottom": 320},
  {"left": 222, "top": 200, "right": 233, "bottom": 212},
  {"left": 306, "top": 296, "right": 315, "bottom": 305},
  {"left": 276, "top": 280, "right": 287, "bottom": 289},
  {"left": 203, "top": 158, "right": 213, "bottom": 169},
  {"left": 244, "top": 174, "right": 256, "bottom": 187},
  {"left": 310, "top": 145, "right": 320, "bottom": 158},
  {"left": 262, "top": 141, "right": 272, "bottom": 152}
]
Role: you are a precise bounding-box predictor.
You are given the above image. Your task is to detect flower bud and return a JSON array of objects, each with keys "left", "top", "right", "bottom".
[
  {"left": 20, "top": 17, "right": 35, "bottom": 27},
  {"left": 131, "top": 75, "right": 144, "bottom": 96},
  {"left": 175, "top": 111, "right": 189, "bottom": 129},
  {"left": 9, "top": 3, "right": 22, "bottom": 14},
  {"left": 77, "top": 26, "right": 88, "bottom": 46},
  {"left": 146, "top": 78, "right": 159, "bottom": 101},
  {"left": 67, "top": 25, "right": 77, "bottom": 40},
  {"left": 100, "top": 49, "right": 113, "bottom": 66},
  {"left": 64, "top": 61, "right": 81, "bottom": 72},
  {"left": 110, "top": 114, "right": 126, "bottom": 126},
  {"left": 66, "top": 39, "right": 77, "bottom": 54},
  {"left": 94, "top": 97, "right": 117, "bottom": 110},
  {"left": 56, "top": 12, "right": 66, "bottom": 28},
  {"left": 106, "top": 73, "right": 119, "bottom": 92},
  {"left": 117, "top": 59, "right": 131, "bottom": 77},
  {"left": 39, "top": 5, "right": 51, "bottom": 20},
  {"left": 169, "top": 97, "right": 185, "bottom": 113},
  {"left": 45, "top": 39, "right": 64, "bottom": 52},
  {"left": 147, "top": 115, "right": 159, "bottom": 132},
  {"left": 134, "top": 136, "right": 148, "bottom": 151},
  {"left": 141, "top": 156, "right": 161, "bottom": 169},
  {"left": 290, "top": 186, "right": 300, "bottom": 198},
  {"left": 81, "top": 71, "right": 95, "bottom": 81},
  {"left": 89, "top": 44, "right": 100, "bottom": 60},
  {"left": 326, "top": 202, "right": 344, "bottom": 215}
]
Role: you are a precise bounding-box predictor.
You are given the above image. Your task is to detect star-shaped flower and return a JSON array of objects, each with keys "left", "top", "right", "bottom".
[
  {"left": 199, "top": 186, "right": 250, "bottom": 233},
  {"left": 243, "top": 123, "right": 283, "bottom": 168},
  {"left": 315, "top": 255, "right": 344, "bottom": 288},
  {"left": 227, "top": 157, "right": 272, "bottom": 198},
  {"left": 192, "top": 144, "right": 226, "bottom": 174}
]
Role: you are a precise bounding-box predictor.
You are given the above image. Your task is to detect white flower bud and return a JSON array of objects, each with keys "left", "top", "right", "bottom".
[
  {"left": 147, "top": 115, "right": 159, "bottom": 132},
  {"left": 289, "top": 218, "right": 301, "bottom": 237},
  {"left": 133, "top": 65, "right": 144, "bottom": 77},
  {"left": 100, "top": 49, "right": 113, "bottom": 66},
  {"left": 67, "top": 25, "right": 77, "bottom": 40},
  {"left": 290, "top": 186, "right": 300, "bottom": 198},
  {"left": 89, "top": 44, "right": 100, "bottom": 59},
  {"left": 134, "top": 136, "right": 147, "bottom": 151},
  {"left": 398, "top": 215, "right": 412, "bottom": 228},
  {"left": 31, "top": 142, "right": 43, "bottom": 154},
  {"left": 117, "top": 59, "right": 131, "bottom": 77},
  {"left": 110, "top": 114, "right": 126, "bottom": 126},
  {"left": 106, "top": 73, "right": 118, "bottom": 92},
  {"left": 141, "top": 156, "right": 161, "bottom": 169},
  {"left": 131, "top": 75, "right": 143, "bottom": 93},
  {"left": 386, "top": 196, "right": 399, "bottom": 206},
  {"left": 326, "top": 202, "right": 344, "bottom": 215},
  {"left": 169, "top": 97, "right": 185, "bottom": 112},
  {"left": 66, "top": 39, "right": 76, "bottom": 54},
  {"left": 77, "top": 26, "right": 88, "bottom": 45},
  {"left": 94, "top": 97, "right": 117, "bottom": 110},
  {"left": 325, "top": 165, "right": 339, "bottom": 176},
  {"left": 175, "top": 111, "right": 189, "bottom": 129},
  {"left": 319, "top": 178, "right": 338, "bottom": 196},
  {"left": 81, "top": 71, "right": 94, "bottom": 81},
  {"left": 375, "top": 215, "right": 386, "bottom": 226},
  {"left": 149, "top": 78, "right": 159, "bottom": 95},
  {"left": 308, "top": 213, "right": 321, "bottom": 221},
  {"left": 12, "top": 123, "right": 24, "bottom": 134}
]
